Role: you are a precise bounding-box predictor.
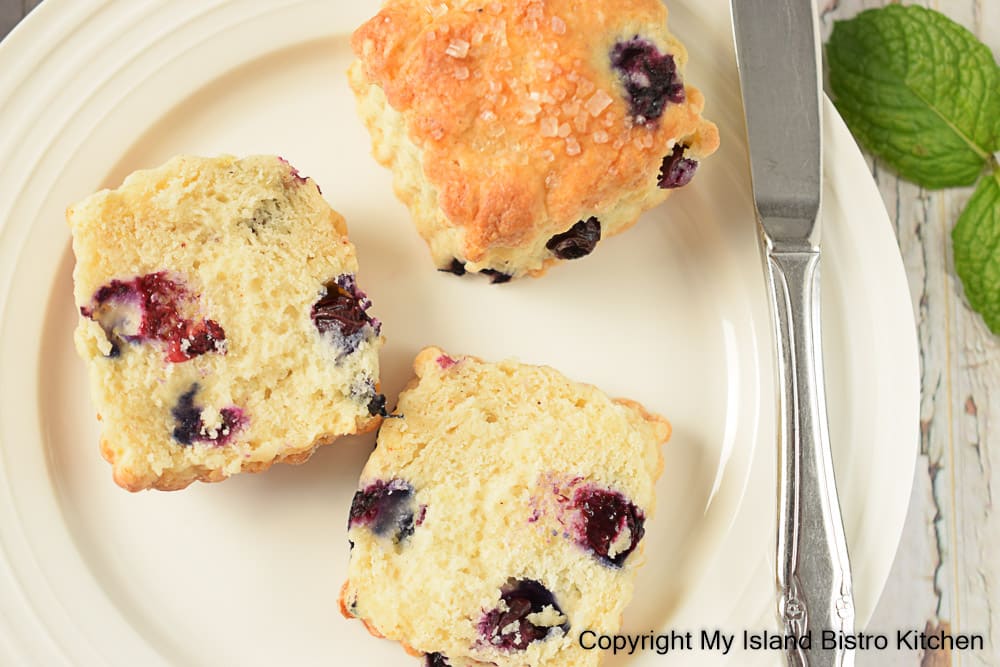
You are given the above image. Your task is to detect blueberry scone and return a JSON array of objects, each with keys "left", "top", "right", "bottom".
[
  {"left": 349, "top": 0, "right": 720, "bottom": 282},
  {"left": 340, "top": 347, "right": 670, "bottom": 666},
  {"left": 69, "top": 155, "right": 385, "bottom": 491}
]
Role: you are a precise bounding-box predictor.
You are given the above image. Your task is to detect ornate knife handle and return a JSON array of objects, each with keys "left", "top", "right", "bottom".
[{"left": 766, "top": 249, "right": 855, "bottom": 667}]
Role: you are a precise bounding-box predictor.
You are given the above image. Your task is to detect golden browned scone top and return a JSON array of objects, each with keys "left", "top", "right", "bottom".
[{"left": 351, "top": 0, "right": 720, "bottom": 262}]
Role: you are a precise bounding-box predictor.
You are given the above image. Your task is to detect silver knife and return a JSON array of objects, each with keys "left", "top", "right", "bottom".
[{"left": 730, "top": 1, "right": 855, "bottom": 665}]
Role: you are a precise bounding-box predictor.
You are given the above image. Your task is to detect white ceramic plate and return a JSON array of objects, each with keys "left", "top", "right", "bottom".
[{"left": 0, "top": 1, "right": 918, "bottom": 665}]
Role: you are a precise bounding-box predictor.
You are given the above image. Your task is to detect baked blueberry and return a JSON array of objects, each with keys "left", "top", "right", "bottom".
[
  {"left": 171, "top": 386, "right": 203, "bottom": 446},
  {"left": 479, "top": 269, "right": 512, "bottom": 284},
  {"left": 425, "top": 653, "right": 450, "bottom": 666},
  {"left": 311, "top": 274, "right": 380, "bottom": 354},
  {"left": 610, "top": 37, "right": 685, "bottom": 124},
  {"left": 349, "top": 479, "right": 417, "bottom": 543},
  {"left": 479, "top": 579, "right": 569, "bottom": 651},
  {"left": 439, "top": 259, "right": 467, "bottom": 276},
  {"left": 570, "top": 486, "right": 645, "bottom": 567},
  {"left": 367, "top": 393, "right": 388, "bottom": 417},
  {"left": 350, "top": 376, "right": 387, "bottom": 417},
  {"left": 658, "top": 143, "right": 699, "bottom": 189},
  {"left": 170, "top": 384, "right": 246, "bottom": 447},
  {"left": 546, "top": 218, "right": 602, "bottom": 260}
]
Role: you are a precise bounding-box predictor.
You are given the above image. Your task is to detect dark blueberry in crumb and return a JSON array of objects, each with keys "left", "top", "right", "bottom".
[
  {"left": 572, "top": 486, "right": 645, "bottom": 568},
  {"left": 479, "top": 579, "right": 569, "bottom": 651},
  {"left": 311, "top": 275, "right": 379, "bottom": 354},
  {"left": 170, "top": 383, "right": 246, "bottom": 447},
  {"left": 610, "top": 37, "right": 685, "bottom": 124},
  {"left": 658, "top": 143, "right": 699, "bottom": 189},
  {"left": 546, "top": 217, "right": 602, "bottom": 260},
  {"left": 425, "top": 653, "right": 451, "bottom": 667},
  {"left": 349, "top": 479, "right": 416, "bottom": 543},
  {"left": 312, "top": 284, "right": 369, "bottom": 338},
  {"left": 479, "top": 269, "right": 512, "bottom": 284},
  {"left": 90, "top": 280, "right": 134, "bottom": 306},
  {"left": 367, "top": 393, "right": 388, "bottom": 417},
  {"left": 439, "top": 259, "right": 467, "bottom": 276},
  {"left": 171, "top": 385, "right": 203, "bottom": 446}
]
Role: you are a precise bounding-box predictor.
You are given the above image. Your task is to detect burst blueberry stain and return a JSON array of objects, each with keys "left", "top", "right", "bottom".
[
  {"left": 479, "top": 579, "right": 568, "bottom": 651},
  {"left": 658, "top": 143, "right": 699, "bottom": 189},
  {"left": 170, "top": 384, "right": 246, "bottom": 446},
  {"left": 571, "top": 486, "right": 645, "bottom": 567},
  {"left": 82, "top": 272, "right": 226, "bottom": 362},
  {"left": 546, "top": 217, "right": 602, "bottom": 260},
  {"left": 436, "top": 354, "right": 457, "bottom": 370},
  {"left": 610, "top": 37, "right": 685, "bottom": 124},
  {"left": 311, "top": 274, "right": 380, "bottom": 354},
  {"left": 349, "top": 479, "right": 417, "bottom": 543}
]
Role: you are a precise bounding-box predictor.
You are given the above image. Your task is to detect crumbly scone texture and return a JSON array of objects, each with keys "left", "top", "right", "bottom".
[
  {"left": 349, "top": 0, "right": 720, "bottom": 280},
  {"left": 341, "top": 347, "right": 670, "bottom": 667},
  {"left": 69, "top": 155, "right": 384, "bottom": 491}
]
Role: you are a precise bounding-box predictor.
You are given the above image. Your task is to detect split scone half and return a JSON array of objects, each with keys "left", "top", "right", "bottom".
[
  {"left": 69, "top": 155, "right": 385, "bottom": 491},
  {"left": 340, "top": 347, "right": 670, "bottom": 666},
  {"left": 349, "top": 0, "right": 720, "bottom": 282}
]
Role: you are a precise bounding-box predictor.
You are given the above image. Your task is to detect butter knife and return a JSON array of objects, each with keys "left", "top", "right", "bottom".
[{"left": 730, "top": 1, "right": 855, "bottom": 665}]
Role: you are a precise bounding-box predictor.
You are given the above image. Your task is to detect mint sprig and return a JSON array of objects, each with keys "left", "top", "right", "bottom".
[
  {"left": 827, "top": 5, "right": 1000, "bottom": 334},
  {"left": 827, "top": 5, "right": 998, "bottom": 188},
  {"left": 953, "top": 171, "right": 1000, "bottom": 332}
]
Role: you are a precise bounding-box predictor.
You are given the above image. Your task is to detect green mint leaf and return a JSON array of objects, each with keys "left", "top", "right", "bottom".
[
  {"left": 827, "top": 5, "right": 999, "bottom": 189},
  {"left": 953, "top": 170, "right": 1000, "bottom": 333}
]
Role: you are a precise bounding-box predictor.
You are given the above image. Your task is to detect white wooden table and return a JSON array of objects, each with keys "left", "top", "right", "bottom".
[{"left": 2, "top": 1, "right": 997, "bottom": 665}]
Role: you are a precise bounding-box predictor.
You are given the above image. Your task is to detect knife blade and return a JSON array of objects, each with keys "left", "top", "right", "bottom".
[
  {"left": 730, "top": 1, "right": 856, "bottom": 666},
  {"left": 732, "top": 0, "right": 822, "bottom": 250}
]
